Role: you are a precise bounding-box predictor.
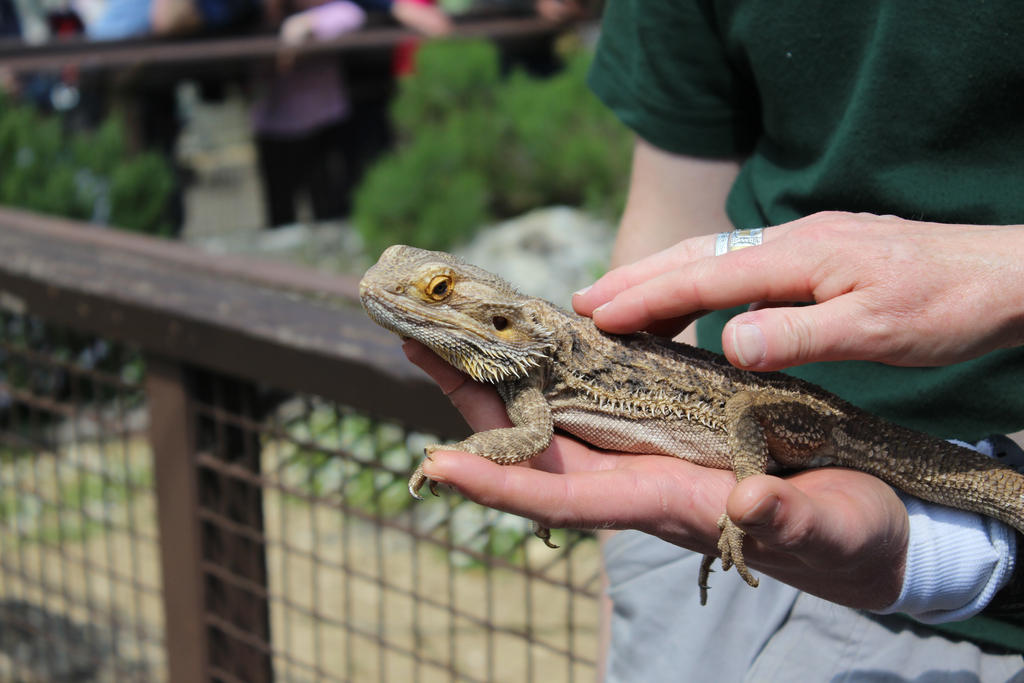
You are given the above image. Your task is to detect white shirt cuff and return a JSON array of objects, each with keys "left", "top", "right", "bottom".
[{"left": 873, "top": 440, "right": 1017, "bottom": 623}]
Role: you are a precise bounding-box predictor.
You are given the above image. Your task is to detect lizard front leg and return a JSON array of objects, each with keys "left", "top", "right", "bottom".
[
  {"left": 409, "top": 379, "right": 557, "bottom": 544},
  {"left": 699, "top": 391, "right": 833, "bottom": 604}
]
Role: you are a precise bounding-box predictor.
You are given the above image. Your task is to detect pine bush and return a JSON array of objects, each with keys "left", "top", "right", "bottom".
[{"left": 353, "top": 40, "right": 631, "bottom": 256}]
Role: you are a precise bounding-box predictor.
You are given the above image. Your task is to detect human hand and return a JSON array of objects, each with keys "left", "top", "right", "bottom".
[
  {"left": 391, "top": 1, "right": 453, "bottom": 37},
  {"left": 150, "top": 0, "right": 203, "bottom": 36},
  {"left": 276, "top": 3, "right": 366, "bottom": 71},
  {"left": 404, "top": 339, "right": 909, "bottom": 609},
  {"left": 535, "top": 0, "right": 585, "bottom": 22},
  {"left": 574, "top": 212, "right": 1024, "bottom": 371},
  {"left": 276, "top": 13, "right": 314, "bottom": 71},
  {"left": 0, "top": 67, "right": 18, "bottom": 97},
  {"left": 280, "top": 12, "right": 315, "bottom": 46}
]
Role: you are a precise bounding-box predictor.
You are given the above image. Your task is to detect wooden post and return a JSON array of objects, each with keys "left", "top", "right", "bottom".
[
  {"left": 147, "top": 357, "right": 274, "bottom": 682},
  {"left": 146, "top": 355, "right": 208, "bottom": 683}
]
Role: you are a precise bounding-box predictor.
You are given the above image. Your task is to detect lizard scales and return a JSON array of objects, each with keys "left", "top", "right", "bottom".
[{"left": 359, "top": 244, "right": 1024, "bottom": 603}]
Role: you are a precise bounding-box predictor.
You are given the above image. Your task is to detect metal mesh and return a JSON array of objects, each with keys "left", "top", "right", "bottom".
[
  {"left": 0, "top": 309, "right": 602, "bottom": 682},
  {"left": 195, "top": 385, "right": 602, "bottom": 682},
  {"left": 0, "top": 311, "right": 165, "bottom": 681}
]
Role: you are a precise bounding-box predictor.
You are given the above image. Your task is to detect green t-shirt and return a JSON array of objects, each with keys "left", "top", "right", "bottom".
[{"left": 589, "top": 0, "right": 1024, "bottom": 653}]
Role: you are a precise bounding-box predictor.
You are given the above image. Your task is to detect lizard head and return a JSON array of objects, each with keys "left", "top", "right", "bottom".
[{"left": 359, "top": 245, "right": 558, "bottom": 384}]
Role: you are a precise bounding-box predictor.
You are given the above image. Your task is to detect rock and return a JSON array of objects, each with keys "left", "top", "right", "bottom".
[
  {"left": 186, "top": 206, "right": 616, "bottom": 307},
  {"left": 454, "top": 206, "right": 614, "bottom": 308},
  {"left": 190, "top": 220, "right": 370, "bottom": 273}
]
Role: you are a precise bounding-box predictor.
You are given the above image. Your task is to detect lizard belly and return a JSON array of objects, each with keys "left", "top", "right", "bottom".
[{"left": 552, "top": 408, "right": 734, "bottom": 469}]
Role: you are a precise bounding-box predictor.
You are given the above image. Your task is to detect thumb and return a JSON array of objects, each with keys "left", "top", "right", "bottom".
[
  {"left": 721, "top": 300, "right": 867, "bottom": 371},
  {"left": 725, "top": 473, "right": 907, "bottom": 609},
  {"left": 726, "top": 475, "right": 819, "bottom": 556}
]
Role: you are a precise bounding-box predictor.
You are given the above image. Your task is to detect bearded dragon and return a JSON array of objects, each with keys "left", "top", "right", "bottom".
[{"left": 359, "top": 244, "right": 1024, "bottom": 603}]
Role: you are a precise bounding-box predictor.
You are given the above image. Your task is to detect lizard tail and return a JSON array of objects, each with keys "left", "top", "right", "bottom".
[{"left": 834, "top": 427, "right": 1024, "bottom": 535}]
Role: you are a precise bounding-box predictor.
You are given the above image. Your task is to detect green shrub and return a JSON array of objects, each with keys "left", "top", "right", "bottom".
[
  {"left": 354, "top": 108, "right": 496, "bottom": 255},
  {"left": 109, "top": 152, "right": 175, "bottom": 234},
  {"left": 390, "top": 39, "right": 502, "bottom": 131},
  {"left": 498, "top": 50, "right": 632, "bottom": 217},
  {"left": 0, "top": 95, "right": 174, "bottom": 236},
  {"left": 353, "top": 39, "right": 631, "bottom": 257}
]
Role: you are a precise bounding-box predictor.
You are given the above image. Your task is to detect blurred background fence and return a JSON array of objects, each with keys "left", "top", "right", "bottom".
[{"left": 0, "top": 206, "right": 603, "bottom": 682}]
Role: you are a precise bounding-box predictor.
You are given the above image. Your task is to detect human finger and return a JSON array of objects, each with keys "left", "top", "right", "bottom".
[
  {"left": 572, "top": 234, "right": 719, "bottom": 317},
  {"left": 421, "top": 451, "right": 641, "bottom": 529},
  {"left": 588, "top": 239, "right": 821, "bottom": 335},
  {"left": 421, "top": 449, "right": 728, "bottom": 537},
  {"left": 402, "top": 340, "right": 511, "bottom": 431},
  {"left": 719, "top": 297, "right": 892, "bottom": 370},
  {"left": 573, "top": 220, "right": 806, "bottom": 320}
]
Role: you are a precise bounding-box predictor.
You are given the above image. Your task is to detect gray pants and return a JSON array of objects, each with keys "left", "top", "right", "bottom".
[{"left": 603, "top": 530, "right": 1024, "bottom": 682}]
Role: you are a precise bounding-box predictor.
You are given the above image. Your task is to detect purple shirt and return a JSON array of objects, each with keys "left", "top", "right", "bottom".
[{"left": 251, "top": 2, "right": 365, "bottom": 136}]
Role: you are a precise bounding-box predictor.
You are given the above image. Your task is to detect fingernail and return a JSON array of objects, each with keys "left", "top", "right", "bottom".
[
  {"left": 573, "top": 285, "right": 592, "bottom": 298},
  {"left": 739, "top": 494, "right": 780, "bottom": 527},
  {"left": 732, "top": 323, "right": 766, "bottom": 367},
  {"left": 592, "top": 302, "right": 608, "bottom": 316},
  {"left": 421, "top": 457, "right": 447, "bottom": 481}
]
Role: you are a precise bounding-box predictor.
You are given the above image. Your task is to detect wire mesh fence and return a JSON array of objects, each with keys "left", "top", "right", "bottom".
[
  {"left": 0, "top": 306, "right": 602, "bottom": 682},
  {"left": 0, "top": 311, "right": 164, "bottom": 682},
  {"left": 192, "top": 376, "right": 603, "bottom": 683}
]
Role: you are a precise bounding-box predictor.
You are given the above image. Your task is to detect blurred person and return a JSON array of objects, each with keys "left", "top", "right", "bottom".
[
  {"left": 251, "top": 0, "right": 452, "bottom": 227},
  {"left": 534, "top": 0, "right": 584, "bottom": 22},
  {"left": 150, "top": 0, "right": 260, "bottom": 35},
  {"left": 0, "top": 0, "right": 20, "bottom": 94},
  {"left": 252, "top": 0, "right": 366, "bottom": 227},
  {"left": 360, "top": 0, "right": 451, "bottom": 41},
  {"left": 385, "top": 0, "right": 451, "bottom": 76},
  {"left": 77, "top": 0, "right": 191, "bottom": 235},
  {"left": 346, "top": 0, "right": 452, "bottom": 76},
  {"left": 84, "top": 0, "right": 152, "bottom": 39},
  {"left": 313, "top": 0, "right": 452, "bottom": 219},
  {"left": 4, "top": 2, "right": 87, "bottom": 111},
  {"left": 499, "top": 0, "right": 592, "bottom": 78},
  {"left": 0, "top": 0, "right": 18, "bottom": 35}
]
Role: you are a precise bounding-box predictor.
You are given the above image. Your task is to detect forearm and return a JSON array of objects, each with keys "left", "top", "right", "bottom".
[
  {"left": 389, "top": 0, "right": 452, "bottom": 36},
  {"left": 611, "top": 139, "right": 740, "bottom": 268},
  {"left": 606, "top": 139, "right": 740, "bottom": 344},
  {"left": 150, "top": 0, "right": 203, "bottom": 35},
  {"left": 285, "top": 1, "right": 366, "bottom": 41}
]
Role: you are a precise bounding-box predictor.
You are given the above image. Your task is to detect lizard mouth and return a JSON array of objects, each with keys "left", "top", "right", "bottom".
[
  {"left": 360, "top": 290, "right": 551, "bottom": 383},
  {"left": 361, "top": 293, "right": 458, "bottom": 339}
]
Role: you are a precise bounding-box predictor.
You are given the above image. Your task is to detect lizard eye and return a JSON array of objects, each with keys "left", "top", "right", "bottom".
[
  {"left": 427, "top": 274, "right": 452, "bottom": 300},
  {"left": 492, "top": 316, "right": 508, "bottom": 331}
]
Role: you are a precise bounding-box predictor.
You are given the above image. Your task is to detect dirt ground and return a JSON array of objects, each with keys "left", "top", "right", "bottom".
[{"left": 176, "top": 84, "right": 266, "bottom": 242}]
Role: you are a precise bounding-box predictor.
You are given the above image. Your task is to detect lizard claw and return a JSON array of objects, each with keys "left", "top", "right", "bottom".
[
  {"left": 716, "top": 513, "right": 759, "bottom": 589},
  {"left": 532, "top": 522, "right": 559, "bottom": 549},
  {"left": 408, "top": 447, "right": 445, "bottom": 500},
  {"left": 408, "top": 464, "right": 443, "bottom": 499},
  {"left": 408, "top": 466, "right": 427, "bottom": 500},
  {"left": 698, "top": 554, "right": 715, "bottom": 606},
  {"left": 697, "top": 514, "right": 760, "bottom": 604}
]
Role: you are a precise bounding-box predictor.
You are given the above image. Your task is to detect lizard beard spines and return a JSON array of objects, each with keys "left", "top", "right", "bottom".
[
  {"left": 360, "top": 284, "right": 556, "bottom": 384},
  {"left": 449, "top": 307, "right": 558, "bottom": 384},
  {"left": 438, "top": 334, "right": 554, "bottom": 384}
]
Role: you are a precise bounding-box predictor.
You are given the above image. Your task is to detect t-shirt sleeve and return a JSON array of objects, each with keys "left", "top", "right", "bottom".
[
  {"left": 587, "top": 0, "right": 759, "bottom": 158},
  {"left": 306, "top": 1, "right": 367, "bottom": 39}
]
